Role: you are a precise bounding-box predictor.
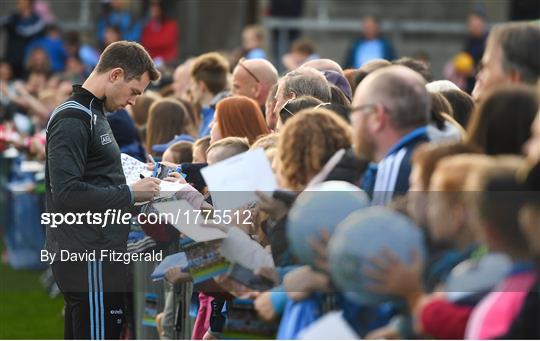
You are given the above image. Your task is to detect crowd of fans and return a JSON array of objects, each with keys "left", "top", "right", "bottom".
[{"left": 1, "top": 0, "right": 540, "bottom": 340}]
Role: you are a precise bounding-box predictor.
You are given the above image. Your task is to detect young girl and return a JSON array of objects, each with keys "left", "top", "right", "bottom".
[
  {"left": 465, "top": 160, "right": 537, "bottom": 339},
  {"left": 209, "top": 95, "right": 269, "bottom": 144}
]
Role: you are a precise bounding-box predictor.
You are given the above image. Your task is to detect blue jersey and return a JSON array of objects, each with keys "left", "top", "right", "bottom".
[{"left": 361, "top": 126, "right": 430, "bottom": 205}]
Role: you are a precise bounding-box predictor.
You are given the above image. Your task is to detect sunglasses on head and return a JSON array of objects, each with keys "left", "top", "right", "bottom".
[
  {"left": 281, "top": 100, "right": 331, "bottom": 117},
  {"left": 238, "top": 57, "right": 260, "bottom": 84}
]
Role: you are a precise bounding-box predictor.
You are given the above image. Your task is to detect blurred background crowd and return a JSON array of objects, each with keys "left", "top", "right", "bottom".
[{"left": 0, "top": 0, "right": 540, "bottom": 340}]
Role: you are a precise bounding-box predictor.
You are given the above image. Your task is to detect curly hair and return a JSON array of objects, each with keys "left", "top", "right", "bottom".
[{"left": 277, "top": 108, "right": 352, "bottom": 190}]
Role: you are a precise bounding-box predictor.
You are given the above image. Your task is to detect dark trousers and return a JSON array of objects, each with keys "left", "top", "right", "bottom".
[{"left": 51, "top": 259, "right": 127, "bottom": 339}]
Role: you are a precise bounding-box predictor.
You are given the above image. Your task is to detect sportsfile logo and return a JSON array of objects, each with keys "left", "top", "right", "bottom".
[
  {"left": 41, "top": 208, "right": 254, "bottom": 228},
  {"left": 100, "top": 134, "right": 112, "bottom": 145}
]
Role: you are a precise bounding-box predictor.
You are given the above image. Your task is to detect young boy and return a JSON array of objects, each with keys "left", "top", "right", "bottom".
[
  {"left": 193, "top": 136, "right": 211, "bottom": 163},
  {"left": 205, "top": 137, "right": 249, "bottom": 164},
  {"left": 162, "top": 141, "right": 193, "bottom": 164}
]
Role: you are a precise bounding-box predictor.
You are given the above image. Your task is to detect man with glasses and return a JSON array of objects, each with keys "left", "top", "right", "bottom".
[
  {"left": 231, "top": 58, "right": 278, "bottom": 111},
  {"left": 351, "top": 65, "right": 430, "bottom": 205},
  {"left": 271, "top": 67, "right": 331, "bottom": 130}
]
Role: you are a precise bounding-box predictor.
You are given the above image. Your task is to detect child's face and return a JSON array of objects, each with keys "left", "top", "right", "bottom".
[
  {"left": 242, "top": 29, "right": 259, "bottom": 50},
  {"left": 426, "top": 193, "right": 457, "bottom": 242},
  {"left": 426, "top": 173, "right": 464, "bottom": 244},
  {"left": 291, "top": 51, "right": 310, "bottom": 62},
  {"left": 192, "top": 146, "right": 206, "bottom": 163},
  {"left": 162, "top": 149, "right": 175, "bottom": 164},
  {"left": 189, "top": 79, "right": 204, "bottom": 105},
  {"left": 210, "top": 119, "right": 222, "bottom": 144},
  {"left": 407, "top": 165, "right": 429, "bottom": 227}
]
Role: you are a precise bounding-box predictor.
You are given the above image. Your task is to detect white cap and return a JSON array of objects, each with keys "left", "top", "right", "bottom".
[{"left": 426, "top": 80, "right": 461, "bottom": 93}]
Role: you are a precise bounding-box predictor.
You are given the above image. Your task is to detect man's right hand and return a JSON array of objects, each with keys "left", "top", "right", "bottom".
[{"left": 132, "top": 177, "right": 161, "bottom": 202}]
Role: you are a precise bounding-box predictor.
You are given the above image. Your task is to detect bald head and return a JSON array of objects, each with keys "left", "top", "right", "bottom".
[
  {"left": 232, "top": 58, "right": 278, "bottom": 106},
  {"left": 247, "top": 59, "right": 278, "bottom": 86},
  {"left": 353, "top": 65, "right": 429, "bottom": 129},
  {"left": 173, "top": 58, "right": 195, "bottom": 99},
  {"left": 301, "top": 58, "right": 344, "bottom": 75}
]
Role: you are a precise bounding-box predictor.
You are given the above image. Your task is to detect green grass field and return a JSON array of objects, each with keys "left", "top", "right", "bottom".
[{"left": 0, "top": 241, "right": 64, "bottom": 339}]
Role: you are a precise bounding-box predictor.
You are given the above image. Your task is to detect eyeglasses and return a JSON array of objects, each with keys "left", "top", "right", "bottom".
[
  {"left": 349, "top": 104, "right": 380, "bottom": 124},
  {"left": 237, "top": 57, "right": 260, "bottom": 84},
  {"left": 314, "top": 102, "right": 331, "bottom": 110},
  {"left": 281, "top": 100, "right": 333, "bottom": 117},
  {"left": 350, "top": 104, "right": 378, "bottom": 115},
  {"left": 280, "top": 98, "right": 295, "bottom": 116}
]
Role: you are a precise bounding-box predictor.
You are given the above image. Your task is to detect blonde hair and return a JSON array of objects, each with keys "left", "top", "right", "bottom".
[
  {"left": 206, "top": 136, "right": 250, "bottom": 163},
  {"left": 431, "top": 154, "right": 494, "bottom": 192},
  {"left": 251, "top": 133, "right": 279, "bottom": 151},
  {"left": 465, "top": 155, "right": 526, "bottom": 191},
  {"left": 194, "top": 136, "right": 211, "bottom": 152},
  {"left": 164, "top": 141, "right": 193, "bottom": 164}
]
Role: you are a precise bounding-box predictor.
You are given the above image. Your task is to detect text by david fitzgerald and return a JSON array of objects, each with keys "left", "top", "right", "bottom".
[{"left": 41, "top": 249, "right": 163, "bottom": 265}]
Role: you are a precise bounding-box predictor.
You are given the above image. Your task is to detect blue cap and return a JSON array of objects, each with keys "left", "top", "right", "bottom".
[{"left": 323, "top": 70, "right": 353, "bottom": 101}]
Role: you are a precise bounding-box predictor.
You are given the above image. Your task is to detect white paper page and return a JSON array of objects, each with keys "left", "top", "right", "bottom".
[
  {"left": 298, "top": 311, "right": 359, "bottom": 340},
  {"left": 201, "top": 148, "right": 277, "bottom": 210},
  {"left": 151, "top": 252, "right": 188, "bottom": 281},
  {"left": 121, "top": 153, "right": 152, "bottom": 185},
  {"left": 152, "top": 200, "right": 227, "bottom": 242},
  {"left": 158, "top": 181, "right": 189, "bottom": 198},
  {"left": 133, "top": 181, "right": 188, "bottom": 205},
  {"left": 122, "top": 153, "right": 187, "bottom": 200},
  {"left": 219, "top": 226, "right": 274, "bottom": 271}
]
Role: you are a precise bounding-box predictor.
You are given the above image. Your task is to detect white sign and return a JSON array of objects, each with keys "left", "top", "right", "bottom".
[{"left": 201, "top": 148, "right": 277, "bottom": 211}]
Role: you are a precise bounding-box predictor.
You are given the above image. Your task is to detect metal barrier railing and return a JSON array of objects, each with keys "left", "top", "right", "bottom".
[{"left": 262, "top": 16, "right": 499, "bottom": 69}]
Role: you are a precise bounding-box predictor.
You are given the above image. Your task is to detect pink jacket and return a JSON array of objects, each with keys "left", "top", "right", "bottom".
[{"left": 465, "top": 271, "right": 537, "bottom": 339}]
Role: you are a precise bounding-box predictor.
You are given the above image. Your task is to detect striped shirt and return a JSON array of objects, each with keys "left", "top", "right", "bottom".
[{"left": 361, "top": 126, "right": 430, "bottom": 205}]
